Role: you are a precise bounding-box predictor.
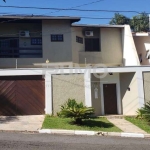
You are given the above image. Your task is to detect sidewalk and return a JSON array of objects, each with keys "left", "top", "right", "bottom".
[
  {"left": 106, "top": 118, "right": 146, "bottom": 134},
  {"left": 0, "top": 115, "right": 44, "bottom": 132}
]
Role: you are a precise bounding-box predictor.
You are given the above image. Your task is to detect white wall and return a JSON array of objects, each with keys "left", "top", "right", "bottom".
[
  {"left": 100, "top": 73, "right": 122, "bottom": 115},
  {"left": 123, "top": 25, "right": 140, "bottom": 66}
]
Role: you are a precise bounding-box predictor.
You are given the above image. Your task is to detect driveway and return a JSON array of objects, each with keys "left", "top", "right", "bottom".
[{"left": 0, "top": 115, "right": 44, "bottom": 132}]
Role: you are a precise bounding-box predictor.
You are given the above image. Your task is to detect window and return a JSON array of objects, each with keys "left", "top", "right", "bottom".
[
  {"left": 85, "top": 38, "right": 100, "bottom": 52},
  {"left": 31, "top": 38, "right": 42, "bottom": 45},
  {"left": 51, "top": 34, "right": 63, "bottom": 42},
  {"left": 76, "top": 36, "right": 83, "bottom": 44},
  {"left": 0, "top": 38, "right": 19, "bottom": 58},
  {"left": 138, "top": 54, "right": 142, "bottom": 63}
]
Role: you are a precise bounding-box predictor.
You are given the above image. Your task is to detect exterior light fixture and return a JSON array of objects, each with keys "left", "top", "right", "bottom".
[
  {"left": 46, "top": 59, "right": 49, "bottom": 64},
  {"left": 109, "top": 73, "right": 113, "bottom": 75},
  {"left": 127, "top": 87, "right": 130, "bottom": 91},
  {"left": 46, "top": 59, "right": 49, "bottom": 68}
]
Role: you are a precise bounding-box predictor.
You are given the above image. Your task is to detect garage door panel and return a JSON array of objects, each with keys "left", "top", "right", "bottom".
[{"left": 0, "top": 76, "right": 45, "bottom": 116}]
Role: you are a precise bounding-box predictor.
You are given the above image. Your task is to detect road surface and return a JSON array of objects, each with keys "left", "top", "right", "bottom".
[{"left": 0, "top": 132, "right": 149, "bottom": 150}]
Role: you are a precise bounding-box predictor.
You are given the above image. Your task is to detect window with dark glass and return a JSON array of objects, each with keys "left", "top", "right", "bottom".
[
  {"left": 51, "top": 34, "right": 63, "bottom": 42},
  {"left": 85, "top": 38, "right": 100, "bottom": 52},
  {"left": 0, "top": 38, "right": 19, "bottom": 58},
  {"left": 76, "top": 36, "right": 83, "bottom": 44},
  {"left": 31, "top": 38, "right": 42, "bottom": 45}
]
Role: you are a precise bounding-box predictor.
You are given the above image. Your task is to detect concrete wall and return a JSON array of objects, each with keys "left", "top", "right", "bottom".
[
  {"left": 78, "top": 27, "right": 123, "bottom": 66},
  {"left": 134, "top": 36, "right": 150, "bottom": 65},
  {"left": 100, "top": 28, "right": 123, "bottom": 65},
  {"left": 0, "top": 20, "right": 72, "bottom": 68},
  {"left": 42, "top": 20, "right": 72, "bottom": 62},
  {"left": 100, "top": 73, "right": 122, "bottom": 115},
  {"left": 71, "top": 27, "right": 84, "bottom": 63},
  {"left": 122, "top": 25, "right": 140, "bottom": 66},
  {"left": 0, "top": 23, "right": 43, "bottom": 68},
  {"left": 143, "top": 72, "right": 150, "bottom": 103},
  {"left": 91, "top": 74, "right": 101, "bottom": 116},
  {"left": 52, "top": 74, "right": 85, "bottom": 115},
  {"left": 120, "top": 72, "right": 139, "bottom": 115}
]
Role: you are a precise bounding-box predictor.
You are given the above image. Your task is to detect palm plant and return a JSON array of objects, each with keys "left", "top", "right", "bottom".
[
  {"left": 141, "top": 102, "right": 150, "bottom": 122},
  {"left": 59, "top": 99, "right": 94, "bottom": 125}
]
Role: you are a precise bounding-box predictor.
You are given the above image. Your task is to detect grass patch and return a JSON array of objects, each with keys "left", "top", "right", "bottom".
[
  {"left": 125, "top": 116, "right": 150, "bottom": 133},
  {"left": 42, "top": 115, "right": 122, "bottom": 132}
]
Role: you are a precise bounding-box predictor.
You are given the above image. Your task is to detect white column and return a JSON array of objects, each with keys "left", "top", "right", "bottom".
[
  {"left": 136, "top": 71, "right": 145, "bottom": 108},
  {"left": 84, "top": 71, "right": 92, "bottom": 107},
  {"left": 45, "top": 72, "right": 52, "bottom": 114}
]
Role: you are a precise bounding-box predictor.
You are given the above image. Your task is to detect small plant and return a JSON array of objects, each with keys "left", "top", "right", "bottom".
[
  {"left": 141, "top": 102, "right": 150, "bottom": 122},
  {"left": 58, "top": 99, "right": 94, "bottom": 125},
  {"left": 136, "top": 109, "right": 144, "bottom": 119}
]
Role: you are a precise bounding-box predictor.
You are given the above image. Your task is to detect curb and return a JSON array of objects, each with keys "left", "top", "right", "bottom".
[{"left": 39, "top": 129, "right": 150, "bottom": 138}]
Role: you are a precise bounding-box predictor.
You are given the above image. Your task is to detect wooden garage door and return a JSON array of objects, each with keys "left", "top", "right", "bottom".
[
  {"left": 103, "top": 84, "right": 118, "bottom": 114},
  {"left": 0, "top": 76, "right": 45, "bottom": 116}
]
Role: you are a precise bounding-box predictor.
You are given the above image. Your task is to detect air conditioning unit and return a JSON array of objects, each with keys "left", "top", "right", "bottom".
[
  {"left": 85, "top": 31, "right": 93, "bottom": 37},
  {"left": 19, "top": 31, "right": 30, "bottom": 37}
]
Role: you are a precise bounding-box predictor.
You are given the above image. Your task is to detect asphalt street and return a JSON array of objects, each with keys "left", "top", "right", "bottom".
[{"left": 0, "top": 132, "right": 150, "bottom": 150}]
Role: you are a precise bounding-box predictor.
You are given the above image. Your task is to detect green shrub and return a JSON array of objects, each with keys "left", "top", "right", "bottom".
[
  {"left": 141, "top": 102, "right": 150, "bottom": 122},
  {"left": 136, "top": 109, "right": 144, "bottom": 119},
  {"left": 136, "top": 102, "right": 150, "bottom": 122},
  {"left": 58, "top": 99, "right": 94, "bottom": 125}
]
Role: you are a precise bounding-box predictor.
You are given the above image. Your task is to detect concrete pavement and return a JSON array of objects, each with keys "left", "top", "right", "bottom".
[
  {"left": 0, "top": 115, "right": 44, "bottom": 132},
  {"left": 107, "top": 117, "right": 146, "bottom": 134}
]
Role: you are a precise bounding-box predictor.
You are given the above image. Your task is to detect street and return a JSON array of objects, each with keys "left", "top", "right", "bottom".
[{"left": 0, "top": 132, "right": 149, "bottom": 150}]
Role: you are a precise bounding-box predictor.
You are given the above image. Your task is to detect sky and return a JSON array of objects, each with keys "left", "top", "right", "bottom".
[{"left": 0, "top": 0, "right": 150, "bottom": 24}]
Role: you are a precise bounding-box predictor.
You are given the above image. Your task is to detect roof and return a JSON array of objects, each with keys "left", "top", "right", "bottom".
[
  {"left": 72, "top": 24, "right": 125, "bottom": 28},
  {"left": 132, "top": 32, "right": 150, "bottom": 36},
  {"left": 0, "top": 15, "right": 81, "bottom": 23}
]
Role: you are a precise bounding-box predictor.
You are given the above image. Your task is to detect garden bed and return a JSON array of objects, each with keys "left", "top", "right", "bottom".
[{"left": 42, "top": 115, "right": 122, "bottom": 132}]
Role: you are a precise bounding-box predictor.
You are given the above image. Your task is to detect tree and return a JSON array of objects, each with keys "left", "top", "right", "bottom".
[
  {"left": 109, "top": 13, "right": 130, "bottom": 25},
  {"left": 130, "top": 12, "right": 149, "bottom": 32},
  {"left": 3, "top": 0, "right": 6, "bottom": 2}
]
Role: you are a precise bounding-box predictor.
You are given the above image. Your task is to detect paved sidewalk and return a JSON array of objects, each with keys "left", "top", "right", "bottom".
[
  {"left": 0, "top": 115, "right": 44, "bottom": 132},
  {"left": 107, "top": 118, "right": 146, "bottom": 134}
]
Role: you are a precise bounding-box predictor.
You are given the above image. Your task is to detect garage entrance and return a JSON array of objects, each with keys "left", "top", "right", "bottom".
[{"left": 0, "top": 76, "right": 45, "bottom": 116}]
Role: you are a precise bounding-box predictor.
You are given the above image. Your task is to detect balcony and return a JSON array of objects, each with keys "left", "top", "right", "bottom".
[
  {"left": 0, "top": 47, "right": 42, "bottom": 58},
  {"left": 79, "top": 51, "right": 102, "bottom": 64}
]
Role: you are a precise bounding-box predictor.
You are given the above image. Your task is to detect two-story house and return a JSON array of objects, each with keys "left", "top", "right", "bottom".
[{"left": 0, "top": 15, "right": 149, "bottom": 117}]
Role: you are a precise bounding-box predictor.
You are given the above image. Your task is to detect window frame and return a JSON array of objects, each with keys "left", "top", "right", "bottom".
[
  {"left": 31, "top": 37, "right": 42, "bottom": 45},
  {"left": 51, "top": 34, "right": 64, "bottom": 42},
  {"left": 76, "top": 36, "right": 83, "bottom": 44},
  {"left": 85, "top": 38, "right": 100, "bottom": 52}
]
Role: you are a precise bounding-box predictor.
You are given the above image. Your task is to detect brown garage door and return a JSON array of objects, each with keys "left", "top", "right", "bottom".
[{"left": 0, "top": 76, "right": 45, "bottom": 116}]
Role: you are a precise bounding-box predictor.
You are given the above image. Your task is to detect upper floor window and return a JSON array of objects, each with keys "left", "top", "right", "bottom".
[
  {"left": 85, "top": 38, "right": 100, "bottom": 52},
  {"left": 31, "top": 38, "right": 42, "bottom": 45},
  {"left": 76, "top": 36, "right": 83, "bottom": 44},
  {"left": 51, "top": 34, "right": 63, "bottom": 42}
]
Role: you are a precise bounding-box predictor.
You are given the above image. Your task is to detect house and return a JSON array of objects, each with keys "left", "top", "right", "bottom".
[
  {"left": 133, "top": 32, "right": 150, "bottom": 65},
  {"left": 0, "top": 15, "right": 149, "bottom": 116}
]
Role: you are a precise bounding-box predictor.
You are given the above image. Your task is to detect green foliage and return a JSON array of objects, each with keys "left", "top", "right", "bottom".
[
  {"left": 131, "top": 12, "right": 149, "bottom": 32},
  {"left": 136, "top": 109, "right": 144, "bottom": 119},
  {"left": 136, "top": 102, "right": 150, "bottom": 122},
  {"left": 110, "top": 12, "right": 149, "bottom": 32},
  {"left": 141, "top": 102, "right": 150, "bottom": 122},
  {"left": 109, "top": 13, "right": 130, "bottom": 25},
  {"left": 59, "top": 99, "right": 94, "bottom": 124}
]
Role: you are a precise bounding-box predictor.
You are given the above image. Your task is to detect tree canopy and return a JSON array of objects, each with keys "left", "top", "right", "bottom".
[
  {"left": 110, "top": 12, "right": 149, "bottom": 32},
  {"left": 109, "top": 13, "right": 130, "bottom": 25},
  {"left": 130, "top": 12, "right": 149, "bottom": 32}
]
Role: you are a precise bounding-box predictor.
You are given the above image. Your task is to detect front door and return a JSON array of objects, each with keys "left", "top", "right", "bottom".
[{"left": 103, "top": 84, "right": 118, "bottom": 114}]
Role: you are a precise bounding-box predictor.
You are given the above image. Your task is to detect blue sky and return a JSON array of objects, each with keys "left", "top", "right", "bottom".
[{"left": 0, "top": 0, "right": 150, "bottom": 24}]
